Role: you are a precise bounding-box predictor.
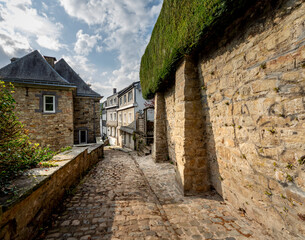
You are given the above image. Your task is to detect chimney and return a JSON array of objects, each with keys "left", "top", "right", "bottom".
[
  {"left": 113, "top": 88, "right": 117, "bottom": 94},
  {"left": 10, "top": 57, "right": 19, "bottom": 63},
  {"left": 44, "top": 56, "right": 57, "bottom": 68}
]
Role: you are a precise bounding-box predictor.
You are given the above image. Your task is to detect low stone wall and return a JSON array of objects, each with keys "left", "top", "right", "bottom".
[{"left": 0, "top": 144, "right": 104, "bottom": 240}]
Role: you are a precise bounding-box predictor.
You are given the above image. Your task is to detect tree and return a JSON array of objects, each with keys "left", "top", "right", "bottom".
[{"left": 0, "top": 81, "right": 54, "bottom": 194}]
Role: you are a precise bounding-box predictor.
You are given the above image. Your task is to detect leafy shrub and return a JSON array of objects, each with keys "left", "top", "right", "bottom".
[{"left": 0, "top": 81, "right": 55, "bottom": 194}]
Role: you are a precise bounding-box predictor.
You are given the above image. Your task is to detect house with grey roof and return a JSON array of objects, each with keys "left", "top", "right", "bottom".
[
  {"left": 105, "top": 88, "right": 119, "bottom": 146},
  {"left": 0, "top": 50, "right": 102, "bottom": 150},
  {"left": 117, "top": 81, "right": 147, "bottom": 150},
  {"left": 55, "top": 59, "right": 102, "bottom": 145}
]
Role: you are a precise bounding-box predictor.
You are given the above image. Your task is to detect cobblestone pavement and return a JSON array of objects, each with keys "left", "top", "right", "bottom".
[{"left": 41, "top": 148, "right": 272, "bottom": 240}]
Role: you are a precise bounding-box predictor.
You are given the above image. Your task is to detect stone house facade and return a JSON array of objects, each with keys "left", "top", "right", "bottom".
[
  {"left": 142, "top": 0, "right": 305, "bottom": 238},
  {"left": 54, "top": 59, "right": 102, "bottom": 145},
  {"left": 105, "top": 89, "right": 119, "bottom": 145},
  {"left": 0, "top": 50, "right": 102, "bottom": 151}
]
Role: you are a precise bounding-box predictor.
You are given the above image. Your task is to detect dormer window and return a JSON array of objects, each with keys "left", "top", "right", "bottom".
[{"left": 43, "top": 95, "right": 55, "bottom": 113}]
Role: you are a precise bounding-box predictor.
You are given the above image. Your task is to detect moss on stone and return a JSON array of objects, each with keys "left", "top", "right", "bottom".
[{"left": 140, "top": 0, "right": 258, "bottom": 99}]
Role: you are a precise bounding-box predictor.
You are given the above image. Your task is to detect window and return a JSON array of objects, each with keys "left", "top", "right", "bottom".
[
  {"left": 128, "top": 113, "right": 132, "bottom": 123},
  {"left": 79, "top": 130, "right": 87, "bottom": 144},
  {"left": 120, "top": 97, "right": 122, "bottom": 105},
  {"left": 114, "top": 98, "right": 117, "bottom": 104},
  {"left": 124, "top": 95, "right": 126, "bottom": 103},
  {"left": 119, "top": 113, "right": 122, "bottom": 122},
  {"left": 110, "top": 113, "right": 113, "bottom": 120},
  {"left": 43, "top": 95, "right": 55, "bottom": 113},
  {"left": 110, "top": 99, "right": 113, "bottom": 105},
  {"left": 128, "top": 91, "right": 133, "bottom": 101},
  {"left": 114, "top": 113, "right": 117, "bottom": 121},
  {"left": 124, "top": 114, "right": 126, "bottom": 124}
]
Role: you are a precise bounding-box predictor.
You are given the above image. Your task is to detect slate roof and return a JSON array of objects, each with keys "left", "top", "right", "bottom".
[
  {"left": 117, "top": 81, "right": 140, "bottom": 97},
  {"left": 0, "top": 50, "right": 74, "bottom": 87},
  {"left": 55, "top": 59, "right": 102, "bottom": 98}
]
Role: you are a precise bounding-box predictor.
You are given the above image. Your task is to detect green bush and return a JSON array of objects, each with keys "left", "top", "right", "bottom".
[
  {"left": 0, "top": 81, "right": 55, "bottom": 194},
  {"left": 140, "top": 0, "right": 256, "bottom": 99}
]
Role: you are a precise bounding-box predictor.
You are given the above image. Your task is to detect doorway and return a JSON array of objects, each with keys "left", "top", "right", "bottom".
[{"left": 79, "top": 130, "right": 88, "bottom": 144}]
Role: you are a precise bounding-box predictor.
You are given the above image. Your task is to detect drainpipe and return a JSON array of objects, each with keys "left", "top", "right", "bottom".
[{"left": 93, "top": 99, "right": 96, "bottom": 142}]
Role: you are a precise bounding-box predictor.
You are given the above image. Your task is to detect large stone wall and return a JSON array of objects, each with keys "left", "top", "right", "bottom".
[
  {"left": 157, "top": 0, "right": 305, "bottom": 237},
  {"left": 164, "top": 84, "right": 176, "bottom": 164},
  {"left": 0, "top": 144, "right": 104, "bottom": 240},
  {"left": 12, "top": 85, "right": 74, "bottom": 151},
  {"left": 74, "top": 96, "right": 101, "bottom": 144}
]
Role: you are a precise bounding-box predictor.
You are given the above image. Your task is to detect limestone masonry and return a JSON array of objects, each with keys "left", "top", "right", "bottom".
[
  {"left": 12, "top": 85, "right": 74, "bottom": 150},
  {"left": 152, "top": 0, "right": 305, "bottom": 238}
]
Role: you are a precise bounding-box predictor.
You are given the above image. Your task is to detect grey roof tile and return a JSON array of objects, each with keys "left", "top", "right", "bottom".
[
  {"left": 55, "top": 59, "right": 102, "bottom": 98},
  {"left": 0, "top": 50, "right": 74, "bottom": 87}
]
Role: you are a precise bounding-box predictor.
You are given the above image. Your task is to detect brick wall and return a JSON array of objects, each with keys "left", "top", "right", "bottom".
[
  {"left": 74, "top": 97, "right": 101, "bottom": 144},
  {"left": 156, "top": 0, "right": 305, "bottom": 237},
  {"left": 12, "top": 85, "right": 74, "bottom": 151}
]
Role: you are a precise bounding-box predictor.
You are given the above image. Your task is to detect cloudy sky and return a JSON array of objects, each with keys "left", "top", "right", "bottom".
[{"left": 0, "top": 0, "right": 162, "bottom": 99}]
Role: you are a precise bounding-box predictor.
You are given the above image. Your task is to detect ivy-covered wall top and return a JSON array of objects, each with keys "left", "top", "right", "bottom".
[{"left": 140, "top": 0, "right": 258, "bottom": 99}]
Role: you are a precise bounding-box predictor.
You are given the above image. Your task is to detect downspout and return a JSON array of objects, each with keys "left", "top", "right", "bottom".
[{"left": 93, "top": 99, "right": 96, "bottom": 143}]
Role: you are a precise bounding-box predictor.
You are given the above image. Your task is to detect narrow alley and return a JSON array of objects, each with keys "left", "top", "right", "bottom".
[{"left": 41, "top": 148, "right": 271, "bottom": 240}]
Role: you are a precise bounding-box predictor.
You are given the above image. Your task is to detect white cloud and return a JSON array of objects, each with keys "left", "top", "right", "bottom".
[
  {"left": 0, "top": 0, "right": 64, "bottom": 54},
  {"left": 62, "top": 54, "right": 97, "bottom": 81},
  {"left": 59, "top": 0, "right": 162, "bottom": 97},
  {"left": 37, "top": 35, "right": 66, "bottom": 51},
  {"left": 74, "top": 30, "right": 102, "bottom": 55}
]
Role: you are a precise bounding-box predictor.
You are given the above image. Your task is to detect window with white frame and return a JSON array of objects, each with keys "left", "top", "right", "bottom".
[
  {"left": 124, "top": 95, "right": 126, "bottom": 103},
  {"left": 124, "top": 114, "right": 126, "bottom": 124},
  {"left": 128, "top": 91, "right": 133, "bottom": 101},
  {"left": 43, "top": 95, "right": 55, "bottom": 113},
  {"left": 119, "top": 113, "right": 122, "bottom": 122}
]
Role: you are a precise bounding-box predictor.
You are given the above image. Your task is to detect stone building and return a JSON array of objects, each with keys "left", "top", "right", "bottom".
[
  {"left": 105, "top": 89, "right": 119, "bottom": 145},
  {"left": 0, "top": 50, "right": 102, "bottom": 150},
  {"left": 117, "top": 81, "right": 146, "bottom": 150},
  {"left": 140, "top": 0, "right": 305, "bottom": 238},
  {"left": 54, "top": 59, "right": 102, "bottom": 145},
  {"left": 101, "top": 100, "right": 107, "bottom": 140}
]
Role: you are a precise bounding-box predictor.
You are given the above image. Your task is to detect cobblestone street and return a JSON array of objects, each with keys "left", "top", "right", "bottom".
[{"left": 41, "top": 148, "right": 272, "bottom": 240}]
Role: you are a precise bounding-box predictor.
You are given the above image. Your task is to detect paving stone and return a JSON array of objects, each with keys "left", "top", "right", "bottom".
[{"left": 39, "top": 149, "right": 271, "bottom": 240}]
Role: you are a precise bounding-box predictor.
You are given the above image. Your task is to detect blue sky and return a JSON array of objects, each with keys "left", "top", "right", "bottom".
[{"left": 0, "top": 0, "right": 162, "bottom": 98}]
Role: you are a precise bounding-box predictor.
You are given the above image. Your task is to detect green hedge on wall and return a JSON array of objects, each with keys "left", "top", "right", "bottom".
[{"left": 140, "top": 0, "right": 256, "bottom": 99}]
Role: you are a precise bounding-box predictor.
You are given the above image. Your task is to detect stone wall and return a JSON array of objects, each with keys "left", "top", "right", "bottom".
[
  {"left": 156, "top": 0, "right": 305, "bottom": 237},
  {"left": 12, "top": 85, "right": 74, "bottom": 151},
  {"left": 164, "top": 84, "right": 176, "bottom": 164},
  {"left": 0, "top": 144, "right": 104, "bottom": 240},
  {"left": 74, "top": 96, "right": 101, "bottom": 144}
]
